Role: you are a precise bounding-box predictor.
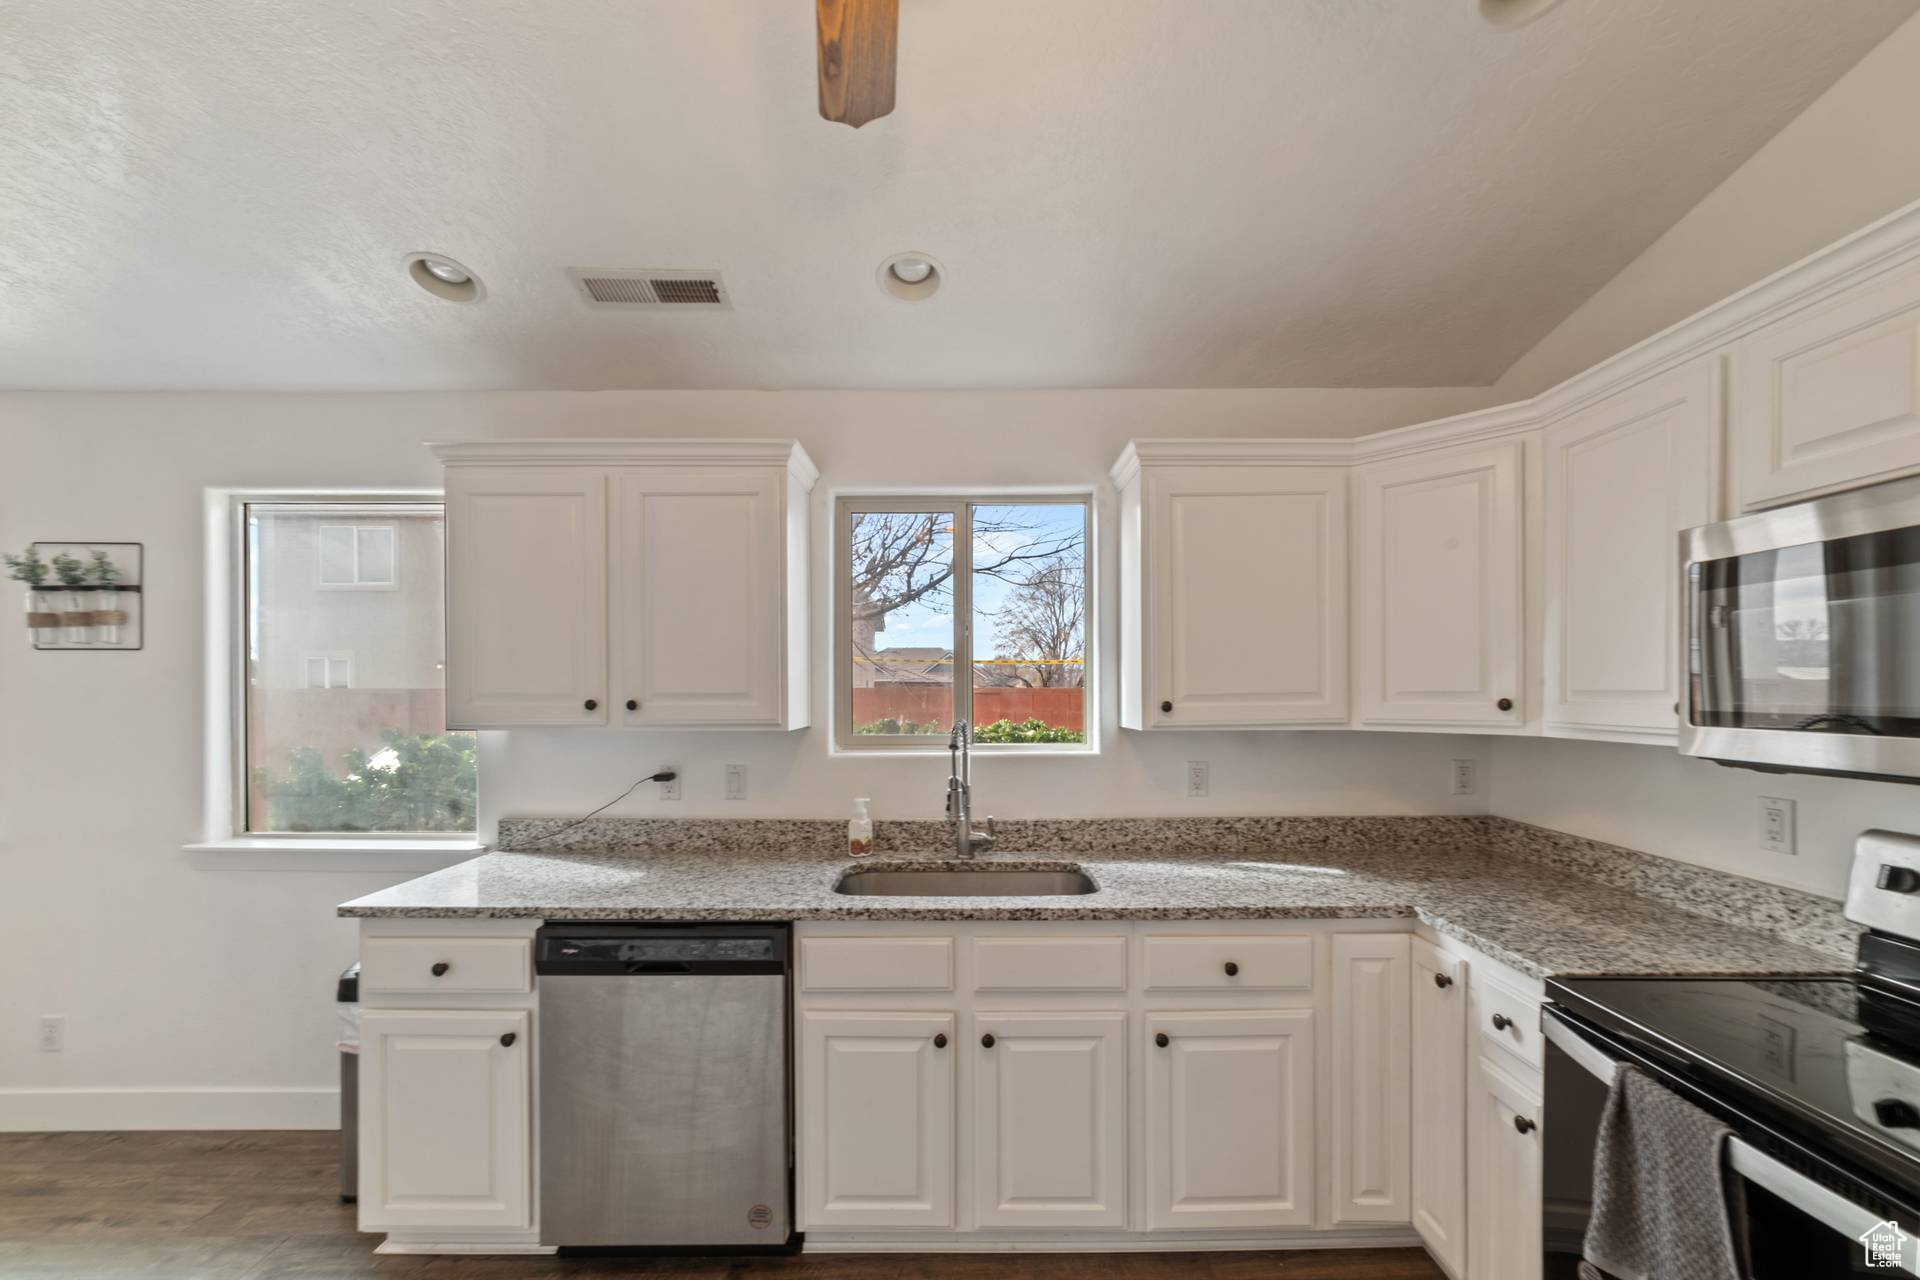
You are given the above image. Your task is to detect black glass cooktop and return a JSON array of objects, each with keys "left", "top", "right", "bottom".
[{"left": 1549, "top": 971, "right": 1920, "bottom": 1195}]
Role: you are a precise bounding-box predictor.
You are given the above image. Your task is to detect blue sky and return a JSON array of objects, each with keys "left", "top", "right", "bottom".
[{"left": 865, "top": 503, "right": 1084, "bottom": 659}]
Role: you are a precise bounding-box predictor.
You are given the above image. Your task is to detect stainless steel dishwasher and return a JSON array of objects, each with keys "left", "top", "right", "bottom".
[{"left": 535, "top": 923, "right": 792, "bottom": 1251}]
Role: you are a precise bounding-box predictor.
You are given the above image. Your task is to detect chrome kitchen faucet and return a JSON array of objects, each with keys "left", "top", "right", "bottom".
[{"left": 946, "top": 721, "right": 996, "bottom": 859}]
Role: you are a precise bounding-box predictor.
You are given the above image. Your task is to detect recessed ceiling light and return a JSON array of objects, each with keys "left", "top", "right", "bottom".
[
  {"left": 1479, "top": 0, "right": 1567, "bottom": 27},
  {"left": 404, "top": 252, "right": 484, "bottom": 303},
  {"left": 421, "top": 258, "right": 470, "bottom": 285},
  {"left": 877, "top": 251, "right": 943, "bottom": 302},
  {"left": 888, "top": 257, "right": 933, "bottom": 285}
]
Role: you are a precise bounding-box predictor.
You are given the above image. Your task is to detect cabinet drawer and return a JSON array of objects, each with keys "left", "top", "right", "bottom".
[
  {"left": 972, "top": 936, "right": 1128, "bottom": 991},
  {"left": 360, "top": 937, "right": 532, "bottom": 995},
  {"left": 1142, "top": 935, "right": 1314, "bottom": 991},
  {"left": 1472, "top": 975, "right": 1543, "bottom": 1071},
  {"left": 800, "top": 936, "right": 955, "bottom": 992}
]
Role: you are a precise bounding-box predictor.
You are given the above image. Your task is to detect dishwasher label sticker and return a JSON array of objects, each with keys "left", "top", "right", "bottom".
[{"left": 748, "top": 1204, "right": 773, "bottom": 1230}]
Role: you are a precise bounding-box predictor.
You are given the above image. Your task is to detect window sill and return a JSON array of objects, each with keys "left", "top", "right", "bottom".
[
  {"left": 830, "top": 745, "right": 1101, "bottom": 759},
  {"left": 183, "top": 837, "right": 486, "bottom": 873}
]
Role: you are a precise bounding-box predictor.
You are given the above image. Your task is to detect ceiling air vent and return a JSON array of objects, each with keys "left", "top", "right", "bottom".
[{"left": 567, "top": 269, "right": 732, "bottom": 311}]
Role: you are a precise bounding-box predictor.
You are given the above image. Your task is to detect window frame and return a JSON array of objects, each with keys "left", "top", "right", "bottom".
[
  {"left": 302, "top": 650, "right": 355, "bottom": 690},
  {"left": 834, "top": 492, "right": 1094, "bottom": 753},
  {"left": 190, "top": 487, "right": 482, "bottom": 865},
  {"left": 315, "top": 522, "right": 399, "bottom": 590}
]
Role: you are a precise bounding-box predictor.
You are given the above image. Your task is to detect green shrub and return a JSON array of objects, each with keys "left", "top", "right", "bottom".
[
  {"left": 854, "top": 717, "right": 946, "bottom": 735},
  {"left": 971, "top": 717, "right": 1085, "bottom": 744},
  {"left": 255, "top": 730, "right": 477, "bottom": 833}
]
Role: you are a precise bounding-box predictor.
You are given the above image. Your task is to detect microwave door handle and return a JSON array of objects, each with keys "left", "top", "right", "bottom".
[
  {"left": 1546, "top": 1010, "right": 1918, "bottom": 1274},
  {"left": 1726, "top": 1138, "right": 1919, "bottom": 1276}
]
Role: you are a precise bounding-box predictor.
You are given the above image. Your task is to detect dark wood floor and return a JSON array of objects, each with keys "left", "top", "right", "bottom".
[{"left": 0, "top": 1131, "right": 1444, "bottom": 1279}]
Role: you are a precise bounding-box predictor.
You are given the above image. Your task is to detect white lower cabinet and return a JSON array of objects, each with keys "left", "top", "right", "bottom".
[
  {"left": 1144, "top": 1008, "right": 1317, "bottom": 1229},
  {"left": 799, "top": 1010, "right": 957, "bottom": 1229},
  {"left": 357, "top": 1008, "right": 532, "bottom": 1231},
  {"left": 972, "top": 1011, "right": 1127, "bottom": 1228},
  {"left": 792, "top": 921, "right": 1543, "bottom": 1265},
  {"left": 1468, "top": 1052, "right": 1544, "bottom": 1280},
  {"left": 1330, "top": 933, "right": 1411, "bottom": 1224},
  {"left": 1409, "top": 939, "right": 1469, "bottom": 1278}
]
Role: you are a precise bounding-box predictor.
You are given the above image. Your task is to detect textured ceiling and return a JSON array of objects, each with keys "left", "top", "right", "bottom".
[{"left": 1, "top": 0, "right": 1914, "bottom": 391}]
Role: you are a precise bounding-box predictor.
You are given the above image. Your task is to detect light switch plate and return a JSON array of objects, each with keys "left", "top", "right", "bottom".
[
  {"left": 1760, "top": 796, "right": 1796, "bottom": 855},
  {"left": 724, "top": 764, "right": 747, "bottom": 801}
]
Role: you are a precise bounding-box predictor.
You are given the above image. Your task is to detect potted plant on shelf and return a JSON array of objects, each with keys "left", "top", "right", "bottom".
[
  {"left": 88, "top": 549, "right": 126, "bottom": 645},
  {"left": 50, "top": 552, "right": 91, "bottom": 645},
  {"left": 4, "top": 548, "right": 59, "bottom": 646}
]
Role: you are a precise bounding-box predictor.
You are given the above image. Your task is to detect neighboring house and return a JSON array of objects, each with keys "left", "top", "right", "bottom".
[
  {"left": 863, "top": 646, "right": 955, "bottom": 686},
  {"left": 248, "top": 509, "right": 450, "bottom": 785}
]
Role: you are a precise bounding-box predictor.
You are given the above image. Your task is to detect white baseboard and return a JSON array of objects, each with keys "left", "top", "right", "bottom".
[
  {"left": 375, "top": 1241, "right": 555, "bottom": 1256},
  {"left": 0, "top": 1087, "right": 339, "bottom": 1132},
  {"left": 805, "top": 1226, "right": 1424, "bottom": 1253}
]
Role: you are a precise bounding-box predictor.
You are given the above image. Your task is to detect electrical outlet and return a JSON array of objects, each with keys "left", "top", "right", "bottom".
[
  {"left": 1760, "top": 796, "right": 1796, "bottom": 855},
  {"left": 38, "top": 1015, "right": 63, "bottom": 1053},
  {"left": 1186, "top": 761, "right": 1209, "bottom": 798},
  {"left": 1451, "top": 758, "right": 1476, "bottom": 796},
  {"left": 724, "top": 764, "right": 747, "bottom": 801},
  {"left": 660, "top": 774, "right": 682, "bottom": 802}
]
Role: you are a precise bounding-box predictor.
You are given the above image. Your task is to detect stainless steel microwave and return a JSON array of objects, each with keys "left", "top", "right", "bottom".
[{"left": 1682, "top": 473, "right": 1920, "bottom": 782}]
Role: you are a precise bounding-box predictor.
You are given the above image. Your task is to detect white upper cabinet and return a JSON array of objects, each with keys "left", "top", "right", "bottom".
[
  {"left": 1734, "top": 260, "right": 1920, "bottom": 509},
  {"left": 444, "top": 467, "right": 609, "bottom": 727},
  {"left": 1115, "top": 445, "right": 1348, "bottom": 728},
  {"left": 436, "top": 440, "right": 814, "bottom": 731},
  {"left": 1354, "top": 441, "right": 1523, "bottom": 729},
  {"left": 612, "top": 467, "right": 791, "bottom": 726},
  {"left": 1543, "top": 361, "right": 1717, "bottom": 742}
]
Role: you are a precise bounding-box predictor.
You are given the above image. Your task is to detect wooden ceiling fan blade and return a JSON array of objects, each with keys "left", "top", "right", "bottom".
[{"left": 817, "top": 0, "right": 898, "bottom": 128}]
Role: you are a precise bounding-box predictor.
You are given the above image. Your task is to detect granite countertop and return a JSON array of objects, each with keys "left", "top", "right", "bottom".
[{"left": 338, "top": 838, "right": 1850, "bottom": 981}]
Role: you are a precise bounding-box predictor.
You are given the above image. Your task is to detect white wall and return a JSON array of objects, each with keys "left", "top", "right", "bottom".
[
  {"left": 0, "top": 385, "right": 1491, "bottom": 1129},
  {"left": 1472, "top": 9, "right": 1920, "bottom": 902},
  {"left": 1493, "top": 8, "right": 1920, "bottom": 399},
  {"left": 1488, "top": 737, "right": 1920, "bottom": 902}
]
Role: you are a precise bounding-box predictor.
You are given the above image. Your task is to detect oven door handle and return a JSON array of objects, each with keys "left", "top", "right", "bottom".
[{"left": 1544, "top": 1008, "right": 1920, "bottom": 1277}]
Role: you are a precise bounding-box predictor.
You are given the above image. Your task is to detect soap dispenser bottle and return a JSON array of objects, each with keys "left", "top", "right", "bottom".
[{"left": 849, "top": 798, "right": 874, "bottom": 858}]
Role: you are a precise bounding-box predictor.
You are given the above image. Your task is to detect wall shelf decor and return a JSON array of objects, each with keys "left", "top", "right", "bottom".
[{"left": 6, "top": 542, "right": 144, "bottom": 650}]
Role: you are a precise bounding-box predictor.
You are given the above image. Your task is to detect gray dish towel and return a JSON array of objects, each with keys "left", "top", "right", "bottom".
[{"left": 1583, "top": 1064, "right": 1751, "bottom": 1280}]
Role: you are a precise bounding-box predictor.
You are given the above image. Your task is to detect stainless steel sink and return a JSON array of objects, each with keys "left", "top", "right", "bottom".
[{"left": 834, "top": 867, "right": 1097, "bottom": 897}]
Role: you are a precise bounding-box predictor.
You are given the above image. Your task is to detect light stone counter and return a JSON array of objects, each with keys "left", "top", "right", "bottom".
[{"left": 339, "top": 816, "right": 1853, "bottom": 981}]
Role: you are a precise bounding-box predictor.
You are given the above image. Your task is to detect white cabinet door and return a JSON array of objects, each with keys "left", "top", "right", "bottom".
[
  {"left": 1735, "top": 261, "right": 1920, "bottom": 508},
  {"left": 972, "top": 1011, "right": 1126, "bottom": 1229},
  {"left": 1143, "top": 467, "right": 1348, "bottom": 727},
  {"left": 1468, "top": 1052, "right": 1543, "bottom": 1280},
  {"left": 1354, "top": 441, "right": 1523, "bottom": 728},
  {"left": 1144, "top": 1009, "right": 1315, "bottom": 1229},
  {"left": 358, "top": 1009, "right": 530, "bottom": 1231},
  {"left": 1410, "top": 940, "right": 1469, "bottom": 1278},
  {"left": 1544, "top": 360, "right": 1715, "bottom": 740},
  {"left": 444, "top": 467, "right": 607, "bottom": 728},
  {"left": 1330, "top": 934, "right": 1411, "bottom": 1224},
  {"left": 799, "top": 1011, "right": 955, "bottom": 1229},
  {"left": 611, "top": 468, "right": 787, "bottom": 726}
]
